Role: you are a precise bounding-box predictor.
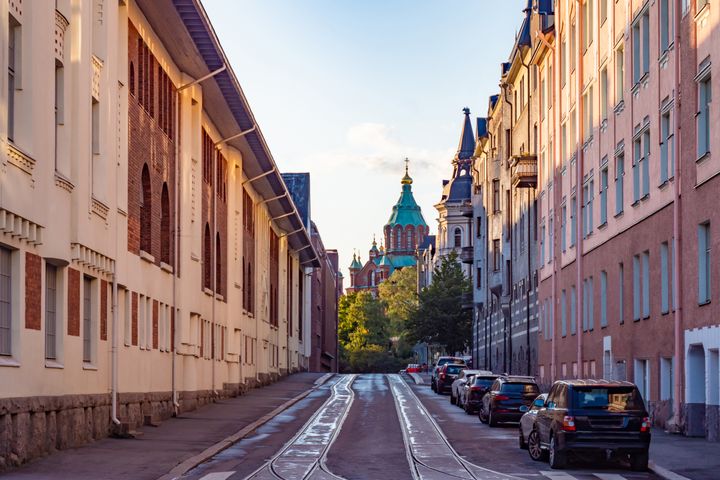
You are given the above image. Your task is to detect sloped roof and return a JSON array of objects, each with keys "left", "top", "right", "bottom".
[
  {"left": 456, "top": 108, "right": 475, "bottom": 161},
  {"left": 386, "top": 170, "right": 427, "bottom": 228}
]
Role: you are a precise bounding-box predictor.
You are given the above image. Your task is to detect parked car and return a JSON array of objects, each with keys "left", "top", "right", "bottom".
[
  {"left": 450, "top": 369, "right": 481, "bottom": 405},
  {"left": 458, "top": 372, "right": 499, "bottom": 414},
  {"left": 430, "top": 356, "right": 466, "bottom": 392},
  {"left": 435, "top": 363, "right": 466, "bottom": 395},
  {"left": 519, "top": 393, "right": 548, "bottom": 450},
  {"left": 479, "top": 375, "right": 540, "bottom": 426},
  {"left": 526, "top": 380, "right": 651, "bottom": 470},
  {"left": 406, "top": 364, "right": 421, "bottom": 373}
]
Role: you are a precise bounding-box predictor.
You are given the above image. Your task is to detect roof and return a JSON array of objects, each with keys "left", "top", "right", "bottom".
[
  {"left": 417, "top": 235, "right": 436, "bottom": 251},
  {"left": 441, "top": 172, "right": 472, "bottom": 203},
  {"left": 476, "top": 118, "right": 488, "bottom": 140},
  {"left": 386, "top": 169, "right": 428, "bottom": 228},
  {"left": 388, "top": 255, "right": 417, "bottom": 269},
  {"left": 378, "top": 255, "right": 392, "bottom": 267},
  {"left": 139, "top": 0, "right": 320, "bottom": 267},
  {"left": 456, "top": 108, "right": 475, "bottom": 161},
  {"left": 281, "top": 173, "right": 310, "bottom": 230}
]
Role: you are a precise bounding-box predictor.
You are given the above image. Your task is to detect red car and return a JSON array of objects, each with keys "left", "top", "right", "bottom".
[{"left": 406, "top": 364, "right": 421, "bottom": 373}]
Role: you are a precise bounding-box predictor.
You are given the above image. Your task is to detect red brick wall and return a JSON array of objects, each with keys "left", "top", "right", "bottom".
[
  {"left": 131, "top": 292, "right": 138, "bottom": 346},
  {"left": 24, "top": 252, "right": 41, "bottom": 330},
  {"left": 152, "top": 299, "right": 158, "bottom": 349},
  {"left": 100, "top": 279, "right": 108, "bottom": 341},
  {"left": 67, "top": 268, "right": 80, "bottom": 336},
  {"left": 200, "top": 131, "right": 228, "bottom": 299},
  {"left": 127, "top": 22, "right": 176, "bottom": 269}
]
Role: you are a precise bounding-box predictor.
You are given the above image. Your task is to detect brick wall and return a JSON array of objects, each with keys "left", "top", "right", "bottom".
[
  {"left": 200, "top": 131, "right": 228, "bottom": 298},
  {"left": 131, "top": 292, "right": 138, "bottom": 346},
  {"left": 152, "top": 299, "right": 158, "bottom": 349},
  {"left": 24, "top": 253, "right": 41, "bottom": 330},
  {"left": 67, "top": 268, "right": 80, "bottom": 336},
  {"left": 127, "top": 22, "right": 176, "bottom": 269}
]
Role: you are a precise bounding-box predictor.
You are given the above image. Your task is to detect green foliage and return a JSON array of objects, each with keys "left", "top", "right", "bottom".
[
  {"left": 341, "top": 345, "right": 411, "bottom": 373},
  {"left": 377, "top": 267, "right": 418, "bottom": 335},
  {"left": 338, "top": 291, "right": 390, "bottom": 352},
  {"left": 406, "top": 251, "right": 472, "bottom": 354}
]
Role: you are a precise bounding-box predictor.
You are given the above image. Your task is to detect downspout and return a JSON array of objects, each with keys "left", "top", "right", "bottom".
[
  {"left": 520, "top": 47, "right": 532, "bottom": 377},
  {"left": 211, "top": 146, "right": 217, "bottom": 396},
  {"left": 111, "top": 264, "right": 120, "bottom": 425},
  {"left": 502, "top": 82, "right": 513, "bottom": 373},
  {"left": 671, "top": 0, "right": 683, "bottom": 430},
  {"left": 171, "top": 77, "right": 181, "bottom": 415},
  {"left": 575, "top": 0, "right": 585, "bottom": 375}
]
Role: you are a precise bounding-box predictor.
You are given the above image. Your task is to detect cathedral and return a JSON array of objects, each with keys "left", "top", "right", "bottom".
[{"left": 347, "top": 163, "right": 428, "bottom": 295}]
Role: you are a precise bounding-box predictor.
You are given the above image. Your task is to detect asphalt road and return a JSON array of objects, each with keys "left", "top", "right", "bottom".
[{"left": 182, "top": 374, "right": 663, "bottom": 480}]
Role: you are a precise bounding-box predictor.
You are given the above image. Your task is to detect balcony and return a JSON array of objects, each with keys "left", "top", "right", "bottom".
[
  {"left": 460, "top": 246, "right": 474, "bottom": 264},
  {"left": 511, "top": 153, "right": 538, "bottom": 189}
]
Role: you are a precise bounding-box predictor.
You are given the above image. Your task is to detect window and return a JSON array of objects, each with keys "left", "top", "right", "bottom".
[
  {"left": 476, "top": 262, "right": 482, "bottom": 289},
  {"left": 492, "top": 179, "right": 500, "bottom": 213},
  {"left": 615, "top": 45, "right": 624, "bottom": 104},
  {"left": 454, "top": 228, "right": 462, "bottom": 248},
  {"left": 600, "top": 271, "right": 607, "bottom": 327},
  {"left": 161, "top": 183, "right": 170, "bottom": 265},
  {"left": 216, "top": 233, "right": 222, "bottom": 296},
  {"left": 632, "top": 10, "right": 650, "bottom": 84},
  {"left": 92, "top": 98, "right": 100, "bottom": 155},
  {"left": 642, "top": 251, "right": 650, "bottom": 318},
  {"left": 493, "top": 239, "right": 501, "bottom": 272},
  {"left": 269, "top": 231, "right": 279, "bottom": 327},
  {"left": 204, "top": 224, "right": 212, "bottom": 290},
  {"left": 570, "top": 196, "right": 577, "bottom": 247},
  {"left": 619, "top": 262, "right": 625, "bottom": 324},
  {"left": 600, "top": 68, "right": 608, "bottom": 122},
  {"left": 570, "top": 19, "right": 577, "bottom": 72},
  {"left": 55, "top": 63, "right": 64, "bottom": 168},
  {"left": 633, "top": 255, "right": 641, "bottom": 321},
  {"left": 660, "top": 357, "right": 674, "bottom": 402},
  {"left": 661, "top": 109, "right": 674, "bottom": 183},
  {"left": 661, "top": 242, "right": 670, "bottom": 314},
  {"left": 634, "top": 359, "right": 650, "bottom": 401},
  {"left": 202, "top": 129, "right": 213, "bottom": 185},
  {"left": 242, "top": 189, "right": 255, "bottom": 314},
  {"left": 0, "top": 247, "right": 12, "bottom": 356},
  {"left": 476, "top": 217, "right": 482, "bottom": 238},
  {"left": 407, "top": 229, "right": 414, "bottom": 249},
  {"left": 698, "top": 0, "right": 709, "bottom": 13},
  {"left": 140, "top": 165, "right": 152, "bottom": 254},
  {"left": 583, "top": 0, "right": 594, "bottom": 50},
  {"left": 583, "top": 87, "right": 593, "bottom": 141},
  {"left": 570, "top": 286, "right": 577, "bottom": 335},
  {"left": 561, "top": 123, "right": 568, "bottom": 163},
  {"left": 7, "top": 15, "right": 19, "bottom": 142},
  {"left": 45, "top": 264, "right": 59, "bottom": 360},
  {"left": 660, "top": 0, "right": 672, "bottom": 52},
  {"left": 600, "top": 0, "right": 608, "bottom": 24},
  {"left": 561, "top": 290, "right": 567, "bottom": 337},
  {"left": 698, "top": 223, "right": 711, "bottom": 304},
  {"left": 615, "top": 152, "right": 625, "bottom": 215},
  {"left": 698, "top": 73, "right": 712, "bottom": 158},
  {"left": 540, "top": 223, "right": 546, "bottom": 265},
  {"left": 548, "top": 214, "right": 554, "bottom": 263},
  {"left": 642, "top": 130, "right": 650, "bottom": 197},
  {"left": 600, "top": 166, "right": 608, "bottom": 225},
  {"left": 633, "top": 130, "right": 651, "bottom": 203},
  {"left": 561, "top": 35, "right": 567, "bottom": 87},
  {"left": 583, "top": 277, "right": 594, "bottom": 331},
  {"left": 583, "top": 179, "right": 594, "bottom": 237},
  {"left": 561, "top": 203, "right": 567, "bottom": 252},
  {"left": 83, "top": 277, "right": 93, "bottom": 363}
]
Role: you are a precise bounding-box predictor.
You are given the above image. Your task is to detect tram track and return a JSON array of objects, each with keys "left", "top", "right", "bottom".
[{"left": 243, "top": 375, "right": 356, "bottom": 480}]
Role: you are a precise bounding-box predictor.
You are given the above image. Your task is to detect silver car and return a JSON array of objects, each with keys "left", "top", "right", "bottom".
[
  {"left": 518, "top": 393, "right": 548, "bottom": 452},
  {"left": 450, "top": 369, "right": 481, "bottom": 406}
]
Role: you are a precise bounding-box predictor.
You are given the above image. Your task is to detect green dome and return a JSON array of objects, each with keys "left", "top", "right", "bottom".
[{"left": 386, "top": 173, "right": 428, "bottom": 228}]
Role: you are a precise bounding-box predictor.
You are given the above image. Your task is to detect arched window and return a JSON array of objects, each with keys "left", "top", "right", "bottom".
[
  {"left": 203, "top": 224, "right": 211, "bottom": 290},
  {"left": 140, "top": 164, "right": 152, "bottom": 253},
  {"left": 161, "top": 183, "right": 170, "bottom": 264},
  {"left": 395, "top": 227, "right": 403, "bottom": 251},
  {"left": 406, "top": 228, "right": 414, "bottom": 250},
  {"left": 129, "top": 62, "right": 135, "bottom": 96},
  {"left": 216, "top": 233, "right": 222, "bottom": 295},
  {"left": 454, "top": 227, "right": 462, "bottom": 248}
]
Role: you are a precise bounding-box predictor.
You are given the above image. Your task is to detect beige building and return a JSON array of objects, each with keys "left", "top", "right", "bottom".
[{"left": 0, "top": 0, "right": 325, "bottom": 467}]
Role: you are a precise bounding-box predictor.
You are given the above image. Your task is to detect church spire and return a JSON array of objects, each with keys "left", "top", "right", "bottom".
[
  {"left": 401, "top": 157, "right": 413, "bottom": 185},
  {"left": 456, "top": 107, "right": 475, "bottom": 161}
]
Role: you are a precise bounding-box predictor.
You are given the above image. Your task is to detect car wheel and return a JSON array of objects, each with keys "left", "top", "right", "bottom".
[
  {"left": 464, "top": 401, "right": 473, "bottom": 415},
  {"left": 528, "top": 430, "right": 546, "bottom": 460},
  {"left": 450, "top": 392, "right": 456, "bottom": 405},
  {"left": 478, "top": 405, "right": 488, "bottom": 424},
  {"left": 488, "top": 409, "right": 498, "bottom": 427},
  {"left": 630, "top": 451, "right": 649, "bottom": 472},
  {"left": 548, "top": 435, "right": 567, "bottom": 469}
]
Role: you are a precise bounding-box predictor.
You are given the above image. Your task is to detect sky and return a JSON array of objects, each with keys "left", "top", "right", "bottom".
[{"left": 202, "top": 0, "right": 528, "bottom": 280}]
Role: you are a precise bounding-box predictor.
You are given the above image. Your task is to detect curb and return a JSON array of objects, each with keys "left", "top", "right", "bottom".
[
  {"left": 409, "top": 373, "right": 424, "bottom": 385},
  {"left": 157, "top": 373, "right": 335, "bottom": 480},
  {"left": 649, "top": 461, "right": 693, "bottom": 480}
]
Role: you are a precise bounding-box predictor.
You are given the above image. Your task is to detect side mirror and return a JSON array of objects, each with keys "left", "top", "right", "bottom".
[
  {"left": 533, "top": 398, "right": 546, "bottom": 408},
  {"left": 519, "top": 405, "right": 529, "bottom": 413}
]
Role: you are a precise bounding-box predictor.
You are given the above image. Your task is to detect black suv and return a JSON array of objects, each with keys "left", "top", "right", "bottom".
[
  {"left": 479, "top": 375, "right": 539, "bottom": 426},
  {"left": 435, "top": 363, "right": 466, "bottom": 394},
  {"left": 462, "top": 373, "right": 499, "bottom": 414},
  {"left": 526, "top": 380, "right": 651, "bottom": 470},
  {"left": 430, "top": 356, "right": 465, "bottom": 392}
]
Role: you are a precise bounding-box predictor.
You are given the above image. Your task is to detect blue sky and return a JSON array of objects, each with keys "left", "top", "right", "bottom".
[{"left": 203, "top": 0, "right": 527, "bottom": 280}]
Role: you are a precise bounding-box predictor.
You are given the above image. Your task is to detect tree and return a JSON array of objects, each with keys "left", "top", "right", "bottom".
[
  {"left": 406, "top": 251, "right": 472, "bottom": 354},
  {"left": 338, "top": 291, "right": 389, "bottom": 352},
  {"left": 378, "top": 267, "right": 417, "bottom": 335}
]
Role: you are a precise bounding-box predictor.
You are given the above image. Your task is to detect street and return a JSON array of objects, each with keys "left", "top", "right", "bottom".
[{"left": 180, "top": 375, "right": 662, "bottom": 480}]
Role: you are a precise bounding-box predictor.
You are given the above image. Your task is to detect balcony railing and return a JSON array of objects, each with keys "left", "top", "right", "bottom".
[
  {"left": 460, "top": 246, "right": 474, "bottom": 264},
  {"left": 511, "top": 153, "right": 538, "bottom": 189}
]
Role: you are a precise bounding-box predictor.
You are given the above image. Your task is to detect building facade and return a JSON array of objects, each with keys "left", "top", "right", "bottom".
[
  {"left": 0, "top": 0, "right": 336, "bottom": 468},
  {"left": 347, "top": 165, "right": 428, "bottom": 294},
  {"left": 470, "top": 0, "right": 720, "bottom": 441}
]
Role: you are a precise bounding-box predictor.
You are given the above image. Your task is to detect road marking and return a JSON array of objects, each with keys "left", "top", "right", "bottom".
[
  {"left": 539, "top": 473, "right": 579, "bottom": 479},
  {"left": 648, "top": 461, "right": 693, "bottom": 480},
  {"left": 198, "top": 473, "right": 236, "bottom": 480},
  {"left": 593, "top": 474, "right": 629, "bottom": 480}
]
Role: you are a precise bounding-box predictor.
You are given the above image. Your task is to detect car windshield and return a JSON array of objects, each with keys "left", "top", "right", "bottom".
[
  {"left": 473, "top": 377, "right": 496, "bottom": 387},
  {"left": 438, "top": 358, "right": 465, "bottom": 367},
  {"left": 446, "top": 365, "right": 463, "bottom": 375},
  {"left": 502, "top": 383, "right": 539, "bottom": 394},
  {"left": 572, "top": 387, "right": 646, "bottom": 411}
]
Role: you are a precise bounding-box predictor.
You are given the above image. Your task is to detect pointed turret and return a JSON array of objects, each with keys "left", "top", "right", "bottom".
[
  {"left": 456, "top": 107, "right": 475, "bottom": 162},
  {"left": 349, "top": 253, "right": 362, "bottom": 270}
]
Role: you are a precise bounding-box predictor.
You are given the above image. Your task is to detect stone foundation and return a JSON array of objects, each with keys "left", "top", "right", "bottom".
[
  {"left": 0, "top": 373, "right": 288, "bottom": 471},
  {"left": 684, "top": 402, "right": 707, "bottom": 437}
]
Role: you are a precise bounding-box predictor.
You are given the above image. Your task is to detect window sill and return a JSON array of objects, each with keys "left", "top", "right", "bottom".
[
  {"left": 696, "top": 151, "right": 711, "bottom": 164},
  {"left": 694, "top": 3, "right": 710, "bottom": 23},
  {"left": 234, "top": 282, "right": 242, "bottom": 289},
  {"left": 658, "top": 179, "right": 670, "bottom": 190},
  {"left": 661, "top": 310, "right": 670, "bottom": 316},
  {"left": 82, "top": 363, "right": 98, "bottom": 371},
  {"left": 614, "top": 210, "right": 624, "bottom": 218},
  {"left": 160, "top": 262, "right": 174, "bottom": 274},
  {"left": 614, "top": 100, "right": 626, "bottom": 115},
  {"left": 203, "top": 287, "right": 214, "bottom": 296},
  {"left": 215, "top": 293, "right": 225, "bottom": 302},
  {"left": 0, "top": 357, "right": 20, "bottom": 368},
  {"left": 140, "top": 250, "right": 155, "bottom": 264},
  {"left": 45, "top": 360, "right": 64, "bottom": 369},
  {"left": 699, "top": 299, "right": 711, "bottom": 307},
  {"left": 631, "top": 201, "right": 640, "bottom": 208},
  {"left": 598, "top": 221, "right": 608, "bottom": 230}
]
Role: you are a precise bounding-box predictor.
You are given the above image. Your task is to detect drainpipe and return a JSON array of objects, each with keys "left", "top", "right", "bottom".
[
  {"left": 111, "top": 265, "right": 120, "bottom": 426},
  {"left": 171, "top": 76, "right": 182, "bottom": 416},
  {"left": 211, "top": 145, "right": 218, "bottom": 397},
  {"left": 671, "top": 0, "right": 683, "bottom": 430},
  {"left": 575, "top": 0, "right": 585, "bottom": 376},
  {"left": 520, "top": 47, "right": 533, "bottom": 377},
  {"left": 501, "top": 81, "right": 513, "bottom": 374}
]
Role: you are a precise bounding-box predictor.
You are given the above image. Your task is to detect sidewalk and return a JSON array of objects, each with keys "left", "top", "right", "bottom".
[
  {"left": 649, "top": 428, "right": 720, "bottom": 480},
  {"left": 3, "top": 372, "right": 328, "bottom": 480}
]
